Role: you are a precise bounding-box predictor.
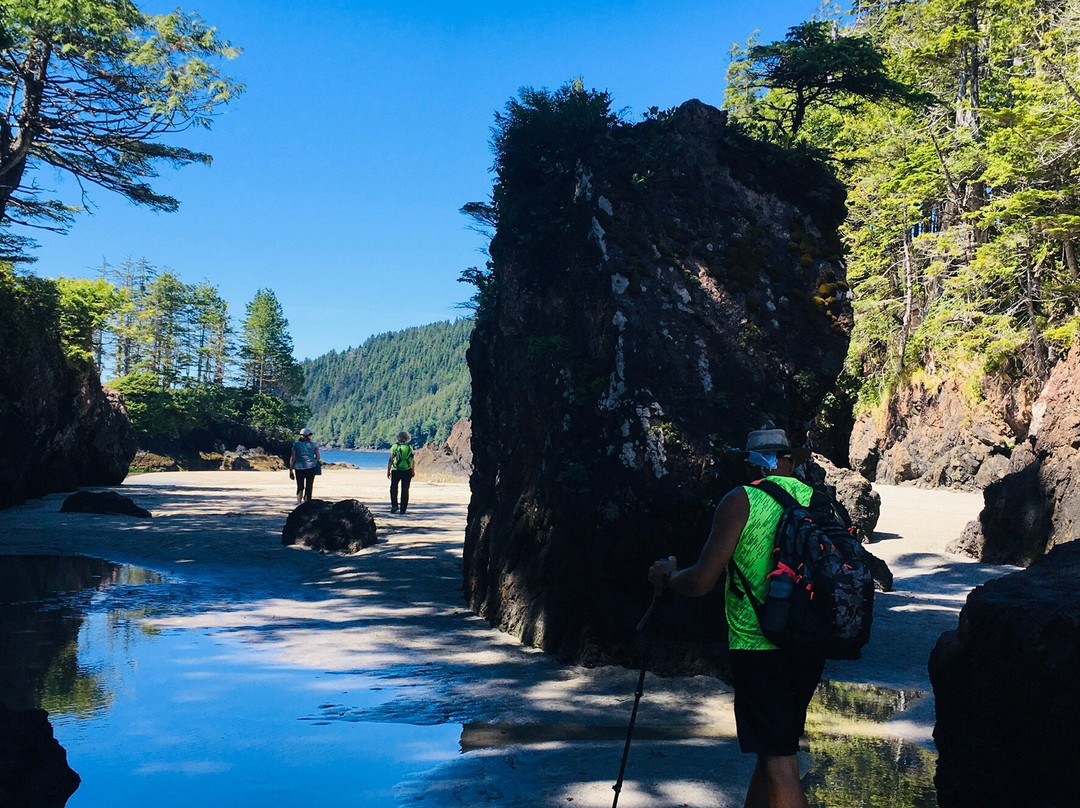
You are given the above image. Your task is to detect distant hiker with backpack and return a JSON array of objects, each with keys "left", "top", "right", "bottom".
[
  {"left": 387, "top": 431, "right": 415, "bottom": 514},
  {"left": 288, "top": 427, "right": 322, "bottom": 505},
  {"left": 648, "top": 428, "right": 873, "bottom": 808}
]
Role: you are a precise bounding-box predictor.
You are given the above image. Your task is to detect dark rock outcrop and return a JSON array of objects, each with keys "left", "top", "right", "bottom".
[
  {"left": 281, "top": 499, "right": 378, "bottom": 554},
  {"left": 60, "top": 490, "right": 151, "bottom": 518},
  {"left": 803, "top": 454, "right": 880, "bottom": 541},
  {"left": 0, "top": 702, "right": 81, "bottom": 808},
  {"left": 928, "top": 541, "right": 1080, "bottom": 808},
  {"left": 414, "top": 418, "right": 472, "bottom": 480},
  {"left": 950, "top": 343, "right": 1080, "bottom": 564},
  {"left": 464, "top": 98, "right": 851, "bottom": 665},
  {"left": 849, "top": 376, "right": 1029, "bottom": 490},
  {"left": 136, "top": 424, "right": 292, "bottom": 472},
  {"left": 0, "top": 277, "right": 136, "bottom": 508}
]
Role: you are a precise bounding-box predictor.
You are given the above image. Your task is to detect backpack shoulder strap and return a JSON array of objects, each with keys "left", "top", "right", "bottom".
[
  {"left": 728, "top": 559, "right": 765, "bottom": 613},
  {"left": 751, "top": 478, "right": 800, "bottom": 509}
]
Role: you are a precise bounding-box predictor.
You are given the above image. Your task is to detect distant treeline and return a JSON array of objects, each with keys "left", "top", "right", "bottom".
[{"left": 303, "top": 318, "right": 473, "bottom": 448}]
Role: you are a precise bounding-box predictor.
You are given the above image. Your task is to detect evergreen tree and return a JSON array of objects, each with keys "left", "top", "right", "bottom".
[
  {"left": 725, "top": 20, "right": 930, "bottom": 142},
  {"left": 189, "top": 281, "right": 230, "bottom": 384},
  {"left": 782, "top": 1, "right": 1080, "bottom": 409},
  {"left": 239, "top": 288, "right": 302, "bottom": 398},
  {"left": 0, "top": 0, "right": 242, "bottom": 257}
]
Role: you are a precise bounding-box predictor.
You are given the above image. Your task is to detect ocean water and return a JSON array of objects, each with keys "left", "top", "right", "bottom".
[{"left": 318, "top": 448, "right": 389, "bottom": 469}]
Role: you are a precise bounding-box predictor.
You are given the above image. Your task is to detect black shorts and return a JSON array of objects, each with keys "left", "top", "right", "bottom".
[{"left": 729, "top": 648, "right": 825, "bottom": 756}]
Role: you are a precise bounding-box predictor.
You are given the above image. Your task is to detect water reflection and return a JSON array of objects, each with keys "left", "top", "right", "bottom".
[
  {"left": 805, "top": 681, "right": 938, "bottom": 808},
  {"left": 0, "top": 554, "right": 462, "bottom": 808},
  {"left": 0, "top": 555, "right": 164, "bottom": 713},
  {"left": 804, "top": 735, "right": 937, "bottom": 808},
  {"left": 811, "top": 679, "right": 927, "bottom": 723}
]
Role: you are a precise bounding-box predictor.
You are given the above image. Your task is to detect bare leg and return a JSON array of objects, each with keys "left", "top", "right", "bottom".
[
  {"left": 749, "top": 754, "right": 807, "bottom": 808},
  {"left": 744, "top": 757, "right": 770, "bottom": 808}
]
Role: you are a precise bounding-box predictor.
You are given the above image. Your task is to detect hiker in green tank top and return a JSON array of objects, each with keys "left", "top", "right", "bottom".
[
  {"left": 648, "top": 428, "right": 823, "bottom": 808},
  {"left": 387, "top": 430, "right": 415, "bottom": 514}
]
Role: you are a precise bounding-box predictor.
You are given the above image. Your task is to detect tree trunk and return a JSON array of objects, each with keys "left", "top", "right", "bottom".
[
  {"left": 898, "top": 210, "right": 916, "bottom": 375},
  {"left": 1064, "top": 239, "right": 1078, "bottom": 284}
]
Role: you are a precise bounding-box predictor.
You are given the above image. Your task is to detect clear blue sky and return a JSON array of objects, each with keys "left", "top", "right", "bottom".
[{"left": 26, "top": 0, "right": 825, "bottom": 361}]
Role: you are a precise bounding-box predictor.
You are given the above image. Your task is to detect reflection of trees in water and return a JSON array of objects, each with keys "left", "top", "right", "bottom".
[
  {"left": 810, "top": 680, "right": 926, "bottom": 723},
  {"left": 804, "top": 734, "right": 937, "bottom": 808},
  {"left": 0, "top": 555, "right": 159, "bottom": 713},
  {"left": 40, "top": 642, "right": 111, "bottom": 717}
]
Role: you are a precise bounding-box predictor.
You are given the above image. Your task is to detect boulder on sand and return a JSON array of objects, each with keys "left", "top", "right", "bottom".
[
  {"left": 282, "top": 499, "right": 378, "bottom": 554},
  {"left": 60, "top": 490, "right": 151, "bottom": 518},
  {"left": 928, "top": 541, "right": 1080, "bottom": 808}
]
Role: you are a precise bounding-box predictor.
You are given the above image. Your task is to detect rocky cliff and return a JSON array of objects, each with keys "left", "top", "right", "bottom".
[
  {"left": 464, "top": 97, "right": 851, "bottom": 665},
  {"left": 848, "top": 374, "right": 1033, "bottom": 490},
  {"left": 0, "top": 277, "right": 135, "bottom": 509},
  {"left": 950, "top": 342, "right": 1080, "bottom": 565},
  {"left": 928, "top": 541, "right": 1080, "bottom": 808},
  {"left": 414, "top": 418, "right": 472, "bottom": 480}
]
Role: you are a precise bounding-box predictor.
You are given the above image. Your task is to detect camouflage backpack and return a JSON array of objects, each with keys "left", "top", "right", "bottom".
[{"left": 732, "top": 478, "right": 875, "bottom": 660}]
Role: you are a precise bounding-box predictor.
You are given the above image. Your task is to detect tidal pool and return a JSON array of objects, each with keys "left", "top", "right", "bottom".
[
  {"left": 3, "top": 555, "right": 941, "bottom": 807},
  {"left": 804, "top": 681, "right": 938, "bottom": 808},
  {"left": 1, "top": 554, "right": 460, "bottom": 808}
]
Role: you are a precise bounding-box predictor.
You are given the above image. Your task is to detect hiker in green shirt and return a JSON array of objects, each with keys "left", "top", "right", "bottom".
[
  {"left": 648, "top": 428, "right": 820, "bottom": 808},
  {"left": 387, "top": 430, "right": 415, "bottom": 514}
]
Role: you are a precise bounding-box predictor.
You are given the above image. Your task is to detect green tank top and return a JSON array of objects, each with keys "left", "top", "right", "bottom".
[{"left": 725, "top": 475, "right": 813, "bottom": 651}]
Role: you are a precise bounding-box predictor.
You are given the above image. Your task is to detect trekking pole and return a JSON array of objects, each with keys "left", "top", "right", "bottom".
[{"left": 612, "top": 592, "right": 659, "bottom": 808}]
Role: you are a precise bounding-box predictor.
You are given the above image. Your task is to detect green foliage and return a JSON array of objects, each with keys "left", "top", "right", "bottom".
[
  {"left": 485, "top": 79, "right": 621, "bottom": 277},
  {"left": 0, "top": 0, "right": 242, "bottom": 255},
  {"left": 109, "top": 374, "right": 307, "bottom": 439},
  {"left": 783, "top": 2, "right": 1080, "bottom": 407},
  {"left": 101, "top": 258, "right": 233, "bottom": 386},
  {"left": 302, "top": 319, "right": 472, "bottom": 448},
  {"left": 239, "top": 288, "right": 303, "bottom": 398},
  {"left": 726, "top": 20, "right": 931, "bottom": 142},
  {"left": 0, "top": 263, "right": 64, "bottom": 367},
  {"left": 55, "top": 276, "right": 122, "bottom": 363}
]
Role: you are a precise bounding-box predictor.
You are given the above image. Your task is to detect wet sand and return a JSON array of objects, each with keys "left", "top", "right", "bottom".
[{"left": 0, "top": 470, "right": 1013, "bottom": 807}]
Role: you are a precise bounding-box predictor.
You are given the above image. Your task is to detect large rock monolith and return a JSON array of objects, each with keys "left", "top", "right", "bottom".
[
  {"left": 464, "top": 97, "right": 851, "bottom": 666},
  {"left": 928, "top": 541, "right": 1080, "bottom": 807},
  {"left": 0, "top": 274, "right": 136, "bottom": 508}
]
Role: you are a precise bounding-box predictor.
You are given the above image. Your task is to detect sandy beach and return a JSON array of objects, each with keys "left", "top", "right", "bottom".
[{"left": 0, "top": 469, "right": 1013, "bottom": 807}]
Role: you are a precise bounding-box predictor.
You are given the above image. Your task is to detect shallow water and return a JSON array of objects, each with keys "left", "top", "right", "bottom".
[
  {"left": 805, "top": 682, "right": 938, "bottom": 808},
  {"left": 1, "top": 555, "right": 459, "bottom": 808},
  {"left": 4, "top": 554, "right": 940, "bottom": 807}
]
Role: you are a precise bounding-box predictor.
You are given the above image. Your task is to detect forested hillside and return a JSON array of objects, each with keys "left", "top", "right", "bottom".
[
  {"left": 728, "top": 2, "right": 1080, "bottom": 411},
  {"left": 302, "top": 319, "right": 473, "bottom": 448}
]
